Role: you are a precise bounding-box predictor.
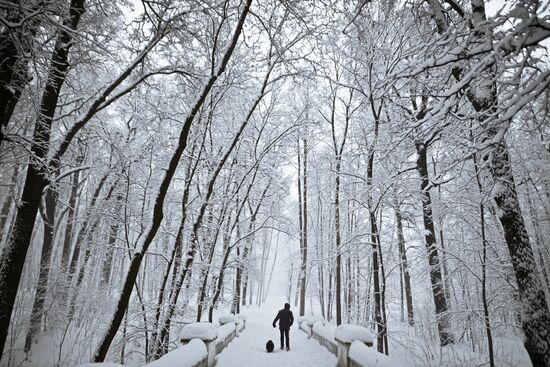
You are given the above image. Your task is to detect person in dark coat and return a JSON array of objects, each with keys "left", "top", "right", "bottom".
[{"left": 272, "top": 303, "right": 294, "bottom": 351}]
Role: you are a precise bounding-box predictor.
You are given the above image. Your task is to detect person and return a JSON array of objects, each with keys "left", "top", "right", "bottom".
[{"left": 272, "top": 303, "right": 294, "bottom": 351}]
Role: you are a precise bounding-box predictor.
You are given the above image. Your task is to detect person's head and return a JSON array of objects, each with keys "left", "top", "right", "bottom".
[{"left": 284, "top": 303, "right": 290, "bottom": 310}]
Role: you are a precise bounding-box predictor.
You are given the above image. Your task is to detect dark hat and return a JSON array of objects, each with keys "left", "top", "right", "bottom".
[{"left": 284, "top": 303, "right": 290, "bottom": 309}]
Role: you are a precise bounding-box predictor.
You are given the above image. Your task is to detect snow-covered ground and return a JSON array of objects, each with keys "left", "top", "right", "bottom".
[{"left": 215, "top": 299, "right": 337, "bottom": 367}]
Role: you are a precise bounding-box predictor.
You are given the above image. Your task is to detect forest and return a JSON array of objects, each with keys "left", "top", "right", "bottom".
[{"left": 0, "top": 0, "right": 549, "bottom": 366}]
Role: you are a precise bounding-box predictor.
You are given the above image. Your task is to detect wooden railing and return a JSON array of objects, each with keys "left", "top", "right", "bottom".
[
  {"left": 78, "top": 314, "right": 246, "bottom": 367},
  {"left": 297, "top": 316, "right": 403, "bottom": 367},
  {"left": 158, "top": 314, "right": 247, "bottom": 367}
]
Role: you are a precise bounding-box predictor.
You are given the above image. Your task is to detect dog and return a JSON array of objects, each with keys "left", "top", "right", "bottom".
[{"left": 266, "top": 339, "right": 274, "bottom": 353}]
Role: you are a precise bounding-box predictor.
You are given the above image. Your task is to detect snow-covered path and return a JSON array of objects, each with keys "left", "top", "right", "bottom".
[{"left": 215, "top": 301, "right": 337, "bottom": 367}]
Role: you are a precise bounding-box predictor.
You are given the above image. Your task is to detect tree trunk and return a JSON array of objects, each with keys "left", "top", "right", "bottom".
[
  {"left": 208, "top": 240, "right": 234, "bottom": 322},
  {"left": 241, "top": 245, "right": 251, "bottom": 307},
  {"left": 376, "top": 218, "right": 389, "bottom": 354},
  {"left": 395, "top": 203, "right": 414, "bottom": 326},
  {"left": 68, "top": 172, "right": 110, "bottom": 283},
  {"left": 415, "top": 140, "right": 453, "bottom": 346},
  {"left": 327, "top": 270, "right": 333, "bottom": 321},
  {"left": 0, "top": 164, "right": 21, "bottom": 244},
  {"left": 425, "top": 0, "right": 550, "bottom": 359},
  {"left": 0, "top": 1, "right": 42, "bottom": 144},
  {"left": 364, "top": 94, "right": 386, "bottom": 351},
  {"left": 364, "top": 256, "right": 372, "bottom": 324},
  {"left": 61, "top": 153, "right": 85, "bottom": 269},
  {"left": 149, "top": 136, "right": 204, "bottom": 358},
  {"left": 298, "top": 137, "right": 308, "bottom": 316},
  {"left": 208, "top": 201, "right": 246, "bottom": 322},
  {"left": 148, "top": 218, "right": 184, "bottom": 359},
  {"left": 69, "top": 181, "right": 118, "bottom": 320},
  {"left": 263, "top": 230, "right": 279, "bottom": 303},
  {"left": 480, "top": 203, "right": 495, "bottom": 367},
  {"left": 198, "top": 208, "right": 232, "bottom": 322},
  {"left": 0, "top": 0, "right": 86, "bottom": 357},
  {"left": 294, "top": 272, "right": 300, "bottom": 307},
  {"left": 233, "top": 246, "right": 242, "bottom": 314},
  {"left": 249, "top": 267, "right": 255, "bottom": 306},
  {"left": 120, "top": 309, "right": 128, "bottom": 365},
  {"left": 469, "top": 1, "right": 550, "bottom": 363},
  {"left": 432, "top": 158, "right": 453, "bottom": 312},
  {"left": 316, "top": 197, "right": 326, "bottom": 319},
  {"left": 233, "top": 182, "right": 270, "bottom": 312},
  {"left": 258, "top": 236, "right": 268, "bottom": 306},
  {"left": 525, "top": 184, "right": 550, "bottom": 300},
  {"left": 302, "top": 137, "right": 308, "bottom": 313},
  {"left": 101, "top": 194, "right": 123, "bottom": 287},
  {"left": 488, "top": 139, "right": 550, "bottom": 365},
  {"left": 286, "top": 259, "right": 293, "bottom": 305},
  {"left": 0, "top": 193, "right": 12, "bottom": 245},
  {"left": 24, "top": 188, "right": 57, "bottom": 352},
  {"left": 370, "top": 211, "right": 385, "bottom": 353},
  {"left": 355, "top": 256, "right": 361, "bottom": 323},
  {"left": 335, "top": 158, "right": 342, "bottom": 326},
  {"left": 473, "top": 154, "right": 495, "bottom": 367},
  {"left": 399, "top": 250, "right": 405, "bottom": 323}
]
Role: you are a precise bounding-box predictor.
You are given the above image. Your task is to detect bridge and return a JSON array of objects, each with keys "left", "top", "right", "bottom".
[{"left": 92, "top": 301, "right": 404, "bottom": 367}]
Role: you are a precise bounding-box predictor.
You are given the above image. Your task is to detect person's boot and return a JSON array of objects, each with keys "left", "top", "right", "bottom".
[{"left": 286, "top": 346, "right": 290, "bottom": 351}]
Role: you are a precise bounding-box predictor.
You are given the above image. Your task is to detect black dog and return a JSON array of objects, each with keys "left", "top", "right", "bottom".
[{"left": 266, "top": 339, "right": 274, "bottom": 353}]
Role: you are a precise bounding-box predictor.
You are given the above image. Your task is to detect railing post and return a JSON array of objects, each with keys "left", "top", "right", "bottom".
[
  {"left": 219, "top": 314, "right": 240, "bottom": 337},
  {"left": 335, "top": 339, "right": 352, "bottom": 367},
  {"left": 334, "top": 324, "right": 374, "bottom": 367},
  {"left": 181, "top": 322, "right": 218, "bottom": 367},
  {"left": 306, "top": 317, "right": 315, "bottom": 338},
  {"left": 238, "top": 313, "right": 247, "bottom": 331},
  {"left": 235, "top": 320, "right": 240, "bottom": 337},
  {"left": 205, "top": 339, "right": 217, "bottom": 367}
]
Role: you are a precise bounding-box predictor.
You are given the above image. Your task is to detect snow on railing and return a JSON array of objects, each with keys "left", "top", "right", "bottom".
[
  {"left": 298, "top": 318, "right": 404, "bottom": 367},
  {"left": 216, "top": 314, "right": 241, "bottom": 354},
  {"left": 146, "top": 339, "right": 208, "bottom": 367},
  {"left": 179, "top": 322, "right": 218, "bottom": 367},
  {"left": 79, "top": 314, "right": 245, "bottom": 367},
  {"left": 349, "top": 340, "right": 403, "bottom": 367}
]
